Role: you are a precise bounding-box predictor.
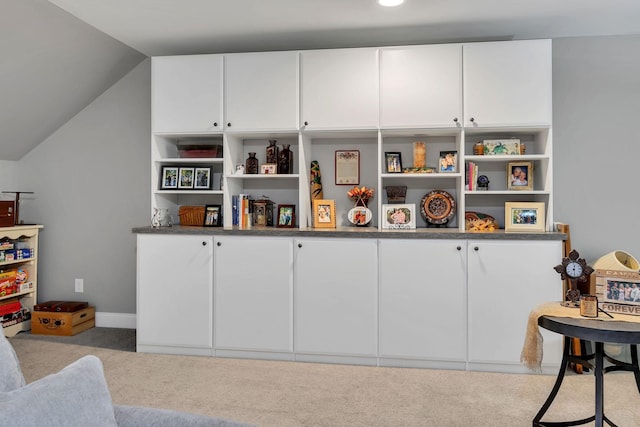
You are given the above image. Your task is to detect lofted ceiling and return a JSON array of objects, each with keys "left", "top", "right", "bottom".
[{"left": 3, "top": 0, "right": 640, "bottom": 160}]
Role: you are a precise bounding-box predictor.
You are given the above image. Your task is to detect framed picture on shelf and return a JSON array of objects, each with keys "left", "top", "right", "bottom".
[
  {"left": 178, "top": 167, "right": 195, "bottom": 189},
  {"left": 312, "top": 199, "right": 336, "bottom": 228},
  {"left": 160, "top": 166, "right": 178, "bottom": 189},
  {"left": 504, "top": 202, "right": 545, "bottom": 232},
  {"left": 439, "top": 151, "right": 457, "bottom": 173},
  {"left": 194, "top": 167, "right": 211, "bottom": 189},
  {"left": 203, "top": 204, "right": 222, "bottom": 227},
  {"left": 277, "top": 204, "right": 296, "bottom": 228},
  {"left": 385, "top": 152, "right": 403, "bottom": 173},
  {"left": 260, "top": 164, "right": 277, "bottom": 174},
  {"left": 507, "top": 161, "right": 533, "bottom": 190},
  {"left": 381, "top": 204, "right": 416, "bottom": 229},
  {"left": 335, "top": 150, "right": 360, "bottom": 185}
]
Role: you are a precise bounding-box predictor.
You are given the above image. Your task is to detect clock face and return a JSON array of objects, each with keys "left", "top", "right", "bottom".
[{"left": 566, "top": 261, "right": 584, "bottom": 278}]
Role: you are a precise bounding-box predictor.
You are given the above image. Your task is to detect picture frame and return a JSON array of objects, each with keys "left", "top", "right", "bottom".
[
  {"left": 312, "top": 199, "right": 336, "bottom": 228},
  {"left": 260, "top": 164, "right": 277, "bottom": 174},
  {"left": 203, "top": 204, "right": 222, "bottom": 227},
  {"left": 277, "top": 204, "right": 296, "bottom": 228},
  {"left": 160, "top": 166, "right": 178, "bottom": 189},
  {"left": 595, "top": 269, "right": 640, "bottom": 315},
  {"left": 507, "top": 161, "right": 533, "bottom": 190},
  {"left": 235, "top": 164, "right": 245, "bottom": 174},
  {"left": 504, "top": 202, "right": 545, "bottom": 232},
  {"left": 385, "top": 152, "right": 403, "bottom": 173},
  {"left": 439, "top": 150, "right": 458, "bottom": 173},
  {"left": 194, "top": 167, "right": 211, "bottom": 189},
  {"left": 381, "top": 203, "right": 416, "bottom": 229},
  {"left": 178, "top": 167, "right": 195, "bottom": 189},
  {"left": 335, "top": 150, "right": 360, "bottom": 185}
]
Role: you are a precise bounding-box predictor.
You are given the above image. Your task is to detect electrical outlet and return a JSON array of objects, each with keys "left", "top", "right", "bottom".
[{"left": 75, "top": 278, "right": 84, "bottom": 293}]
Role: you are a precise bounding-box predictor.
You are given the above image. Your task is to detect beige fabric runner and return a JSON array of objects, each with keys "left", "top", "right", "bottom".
[{"left": 521, "top": 301, "right": 640, "bottom": 370}]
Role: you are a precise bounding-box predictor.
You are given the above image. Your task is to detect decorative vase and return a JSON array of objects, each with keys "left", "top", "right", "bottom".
[
  {"left": 354, "top": 197, "right": 369, "bottom": 208},
  {"left": 310, "top": 160, "right": 324, "bottom": 200},
  {"left": 246, "top": 152, "right": 259, "bottom": 174},
  {"left": 266, "top": 140, "right": 278, "bottom": 165},
  {"left": 278, "top": 144, "right": 293, "bottom": 174}
]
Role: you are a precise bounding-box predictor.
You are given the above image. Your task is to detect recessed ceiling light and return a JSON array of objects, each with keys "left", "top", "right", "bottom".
[{"left": 379, "top": 0, "right": 404, "bottom": 6}]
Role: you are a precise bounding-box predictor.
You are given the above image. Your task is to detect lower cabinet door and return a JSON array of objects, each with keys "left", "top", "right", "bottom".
[
  {"left": 294, "top": 238, "right": 378, "bottom": 356},
  {"left": 379, "top": 239, "right": 467, "bottom": 363},
  {"left": 467, "top": 240, "right": 563, "bottom": 371},
  {"left": 214, "top": 236, "right": 293, "bottom": 352},
  {"left": 136, "top": 234, "right": 213, "bottom": 349}
]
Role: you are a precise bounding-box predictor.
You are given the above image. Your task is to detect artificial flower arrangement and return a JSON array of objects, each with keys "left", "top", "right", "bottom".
[{"left": 347, "top": 186, "right": 375, "bottom": 207}]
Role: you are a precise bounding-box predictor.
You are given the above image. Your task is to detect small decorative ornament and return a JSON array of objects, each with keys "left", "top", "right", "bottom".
[
  {"left": 476, "top": 175, "right": 490, "bottom": 191},
  {"left": 245, "top": 152, "right": 259, "bottom": 174},
  {"left": 554, "top": 249, "right": 594, "bottom": 307},
  {"left": 278, "top": 144, "right": 293, "bottom": 174},
  {"left": 266, "top": 140, "right": 279, "bottom": 165},
  {"left": 347, "top": 186, "right": 374, "bottom": 227},
  {"left": 420, "top": 190, "right": 456, "bottom": 227}
]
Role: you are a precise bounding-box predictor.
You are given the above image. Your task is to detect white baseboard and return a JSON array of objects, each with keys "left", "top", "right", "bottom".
[{"left": 95, "top": 312, "right": 136, "bottom": 329}]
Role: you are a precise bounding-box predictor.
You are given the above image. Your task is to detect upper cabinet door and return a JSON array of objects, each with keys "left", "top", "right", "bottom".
[
  {"left": 300, "top": 48, "right": 379, "bottom": 130},
  {"left": 463, "top": 39, "right": 552, "bottom": 127},
  {"left": 224, "top": 51, "right": 299, "bottom": 131},
  {"left": 152, "top": 55, "right": 223, "bottom": 133},
  {"left": 380, "top": 44, "right": 462, "bottom": 128}
]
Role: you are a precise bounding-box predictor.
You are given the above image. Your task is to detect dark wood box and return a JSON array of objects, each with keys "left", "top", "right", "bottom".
[{"left": 0, "top": 201, "right": 15, "bottom": 227}]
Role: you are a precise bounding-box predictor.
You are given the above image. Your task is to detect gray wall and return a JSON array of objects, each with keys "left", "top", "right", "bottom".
[
  {"left": 17, "top": 59, "right": 151, "bottom": 314},
  {"left": 553, "top": 35, "right": 640, "bottom": 263},
  {"left": 4, "top": 35, "right": 639, "bottom": 316}
]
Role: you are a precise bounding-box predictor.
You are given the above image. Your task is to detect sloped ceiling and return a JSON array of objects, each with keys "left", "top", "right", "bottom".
[
  {"left": 3, "top": 0, "right": 640, "bottom": 160},
  {"left": 0, "top": 0, "right": 145, "bottom": 160}
]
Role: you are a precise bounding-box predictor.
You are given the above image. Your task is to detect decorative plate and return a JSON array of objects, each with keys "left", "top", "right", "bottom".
[
  {"left": 420, "top": 190, "right": 456, "bottom": 225},
  {"left": 347, "top": 207, "right": 372, "bottom": 226}
]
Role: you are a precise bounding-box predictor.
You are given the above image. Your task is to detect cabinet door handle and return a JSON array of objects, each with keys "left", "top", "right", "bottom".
[
  {"left": 304, "top": 121, "right": 309, "bottom": 126},
  {"left": 298, "top": 243, "right": 302, "bottom": 248},
  {"left": 202, "top": 241, "right": 207, "bottom": 246},
  {"left": 213, "top": 122, "right": 218, "bottom": 127},
  {"left": 456, "top": 246, "right": 462, "bottom": 251},
  {"left": 469, "top": 117, "right": 475, "bottom": 122},
  {"left": 474, "top": 246, "right": 479, "bottom": 251},
  {"left": 453, "top": 117, "right": 458, "bottom": 123},
  {"left": 227, "top": 122, "right": 231, "bottom": 127},
  {"left": 216, "top": 242, "right": 221, "bottom": 247}
]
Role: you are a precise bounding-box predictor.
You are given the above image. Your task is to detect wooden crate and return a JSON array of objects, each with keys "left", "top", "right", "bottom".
[{"left": 31, "top": 306, "right": 95, "bottom": 336}]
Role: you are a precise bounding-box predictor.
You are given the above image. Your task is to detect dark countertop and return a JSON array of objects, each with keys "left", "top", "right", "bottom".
[{"left": 133, "top": 225, "right": 566, "bottom": 240}]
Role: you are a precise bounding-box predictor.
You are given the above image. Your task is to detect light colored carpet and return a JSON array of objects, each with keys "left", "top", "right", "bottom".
[{"left": 8, "top": 337, "right": 640, "bottom": 426}]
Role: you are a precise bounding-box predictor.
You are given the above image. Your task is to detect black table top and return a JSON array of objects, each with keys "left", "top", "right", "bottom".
[{"left": 539, "top": 315, "right": 640, "bottom": 345}]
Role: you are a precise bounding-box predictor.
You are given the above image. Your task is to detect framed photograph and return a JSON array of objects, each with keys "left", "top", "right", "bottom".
[
  {"left": 504, "top": 202, "right": 545, "bottom": 232},
  {"left": 507, "top": 161, "right": 533, "bottom": 190},
  {"left": 312, "top": 199, "right": 336, "bottom": 228},
  {"left": 261, "top": 164, "right": 277, "bottom": 174},
  {"left": 385, "top": 152, "right": 403, "bottom": 173},
  {"left": 381, "top": 204, "right": 416, "bottom": 229},
  {"left": 277, "top": 204, "right": 296, "bottom": 228},
  {"left": 439, "top": 151, "right": 458, "bottom": 173},
  {"left": 595, "top": 269, "right": 640, "bottom": 315},
  {"left": 160, "top": 166, "right": 178, "bottom": 189},
  {"left": 335, "top": 150, "right": 360, "bottom": 185},
  {"left": 178, "top": 167, "right": 195, "bottom": 189},
  {"left": 203, "top": 204, "right": 222, "bottom": 227},
  {"left": 235, "top": 164, "right": 245, "bottom": 174},
  {"left": 194, "top": 167, "right": 211, "bottom": 189}
]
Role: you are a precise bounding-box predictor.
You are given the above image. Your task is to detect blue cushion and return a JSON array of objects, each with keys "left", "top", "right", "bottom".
[
  {"left": 0, "top": 355, "right": 118, "bottom": 427},
  {"left": 0, "top": 326, "right": 26, "bottom": 392}
]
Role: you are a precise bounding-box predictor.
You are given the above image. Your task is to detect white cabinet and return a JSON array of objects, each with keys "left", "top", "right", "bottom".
[
  {"left": 0, "top": 225, "right": 42, "bottom": 337},
  {"left": 380, "top": 44, "right": 462, "bottom": 128},
  {"left": 214, "top": 236, "right": 293, "bottom": 355},
  {"left": 152, "top": 55, "right": 223, "bottom": 132},
  {"left": 379, "top": 239, "right": 467, "bottom": 368},
  {"left": 136, "top": 234, "right": 214, "bottom": 355},
  {"left": 300, "top": 48, "right": 379, "bottom": 129},
  {"left": 467, "top": 240, "right": 563, "bottom": 373},
  {"left": 463, "top": 39, "right": 552, "bottom": 127},
  {"left": 224, "top": 51, "right": 299, "bottom": 131},
  {"left": 294, "top": 238, "right": 378, "bottom": 360}
]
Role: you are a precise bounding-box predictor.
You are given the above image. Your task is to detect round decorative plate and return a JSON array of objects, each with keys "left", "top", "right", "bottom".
[
  {"left": 347, "top": 207, "right": 373, "bottom": 226},
  {"left": 420, "top": 190, "right": 456, "bottom": 225}
]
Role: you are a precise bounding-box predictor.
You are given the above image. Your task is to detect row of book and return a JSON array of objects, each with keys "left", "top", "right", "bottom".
[
  {"left": 231, "top": 194, "right": 252, "bottom": 228},
  {"left": 466, "top": 162, "right": 480, "bottom": 191}
]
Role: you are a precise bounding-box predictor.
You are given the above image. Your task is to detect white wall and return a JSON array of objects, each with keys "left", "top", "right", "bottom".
[
  {"left": 553, "top": 35, "right": 640, "bottom": 263},
  {"left": 18, "top": 59, "right": 151, "bottom": 314},
  {"left": 0, "top": 161, "right": 19, "bottom": 200}
]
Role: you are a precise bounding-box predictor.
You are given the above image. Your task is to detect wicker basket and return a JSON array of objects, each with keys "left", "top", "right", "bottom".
[{"left": 179, "top": 206, "right": 205, "bottom": 226}]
